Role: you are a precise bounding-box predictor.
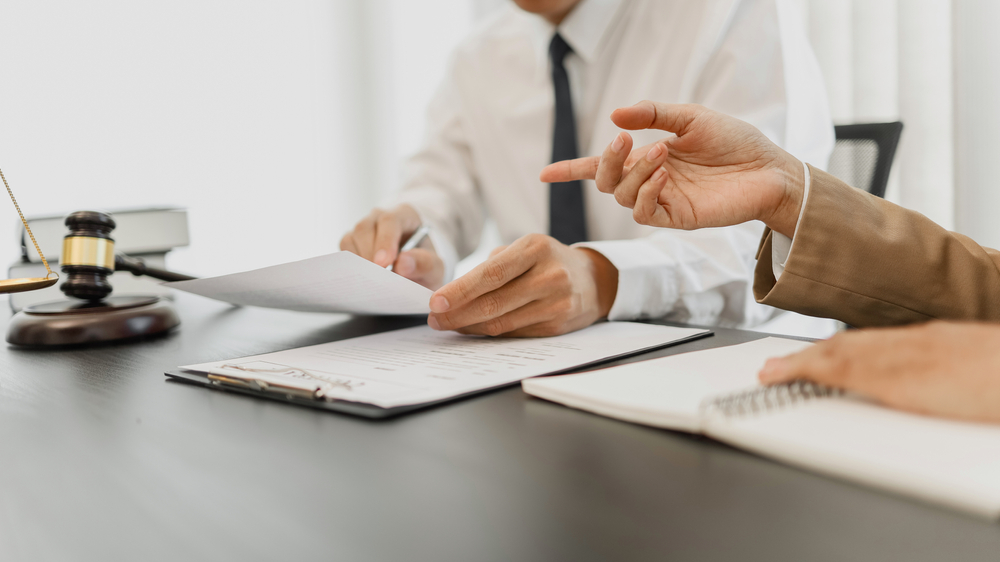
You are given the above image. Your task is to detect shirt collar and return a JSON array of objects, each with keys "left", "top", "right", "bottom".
[{"left": 527, "top": 0, "right": 625, "bottom": 69}]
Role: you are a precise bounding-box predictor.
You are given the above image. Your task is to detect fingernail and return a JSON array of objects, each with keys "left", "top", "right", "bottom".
[
  {"left": 611, "top": 133, "right": 625, "bottom": 152},
  {"left": 374, "top": 250, "right": 388, "bottom": 266},
  {"left": 395, "top": 253, "right": 415, "bottom": 276},
  {"left": 645, "top": 143, "right": 663, "bottom": 161},
  {"left": 430, "top": 295, "right": 450, "bottom": 313},
  {"left": 758, "top": 358, "right": 786, "bottom": 384},
  {"left": 427, "top": 315, "right": 441, "bottom": 330},
  {"left": 652, "top": 167, "right": 667, "bottom": 182}
]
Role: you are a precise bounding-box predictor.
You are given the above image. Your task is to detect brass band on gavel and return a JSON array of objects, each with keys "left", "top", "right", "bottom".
[{"left": 61, "top": 236, "right": 115, "bottom": 269}]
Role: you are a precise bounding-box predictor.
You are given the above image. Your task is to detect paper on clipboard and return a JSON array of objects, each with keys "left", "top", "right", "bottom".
[
  {"left": 177, "top": 323, "right": 711, "bottom": 409},
  {"left": 166, "top": 252, "right": 433, "bottom": 315}
]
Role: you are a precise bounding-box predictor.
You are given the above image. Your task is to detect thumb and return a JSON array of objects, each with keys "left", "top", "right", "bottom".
[
  {"left": 393, "top": 248, "right": 445, "bottom": 290},
  {"left": 611, "top": 101, "right": 704, "bottom": 136}
]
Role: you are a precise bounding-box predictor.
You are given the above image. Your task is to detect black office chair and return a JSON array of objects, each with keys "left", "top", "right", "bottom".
[{"left": 827, "top": 122, "right": 904, "bottom": 198}]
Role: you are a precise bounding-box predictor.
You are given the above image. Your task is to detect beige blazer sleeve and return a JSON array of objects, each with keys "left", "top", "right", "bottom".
[{"left": 754, "top": 165, "right": 1000, "bottom": 327}]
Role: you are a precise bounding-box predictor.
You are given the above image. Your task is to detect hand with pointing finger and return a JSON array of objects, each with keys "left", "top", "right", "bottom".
[
  {"left": 339, "top": 204, "right": 445, "bottom": 290},
  {"left": 540, "top": 102, "right": 807, "bottom": 239}
]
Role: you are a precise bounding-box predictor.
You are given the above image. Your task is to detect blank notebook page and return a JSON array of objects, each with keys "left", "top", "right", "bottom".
[
  {"left": 522, "top": 337, "right": 813, "bottom": 433},
  {"left": 706, "top": 397, "right": 1000, "bottom": 518}
]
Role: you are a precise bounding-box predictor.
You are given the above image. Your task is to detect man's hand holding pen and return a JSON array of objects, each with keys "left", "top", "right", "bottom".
[{"left": 340, "top": 204, "right": 446, "bottom": 290}]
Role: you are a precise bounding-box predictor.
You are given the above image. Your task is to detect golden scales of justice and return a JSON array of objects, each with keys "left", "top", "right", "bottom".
[
  {"left": 0, "top": 167, "right": 59, "bottom": 293},
  {"left": 0, "top": 164, "right": 192, "bottom": 346}
]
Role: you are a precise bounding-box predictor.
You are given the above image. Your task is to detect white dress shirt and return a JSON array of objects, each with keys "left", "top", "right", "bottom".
[{"left": 395, "top": 0, "right": 834, "bottom": 328}]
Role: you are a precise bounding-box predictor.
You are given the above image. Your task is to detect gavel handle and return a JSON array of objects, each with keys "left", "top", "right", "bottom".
[{"left": 114, "top": 254, "right": 197, "bottom": 282}]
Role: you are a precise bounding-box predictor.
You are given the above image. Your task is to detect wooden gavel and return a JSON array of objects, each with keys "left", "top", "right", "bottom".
[{"left": 60, "top": 210, "right": 196, "bottom": 301}]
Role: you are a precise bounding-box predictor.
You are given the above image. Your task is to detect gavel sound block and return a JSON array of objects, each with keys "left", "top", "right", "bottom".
[{"left": 6, "top": 211, "right": 182, "bottom": 346}]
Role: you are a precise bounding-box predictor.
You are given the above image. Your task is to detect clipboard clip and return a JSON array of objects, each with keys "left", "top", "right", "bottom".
[
  {"left": 206, "top": 362, "right": 364, "bottom": 401},
  {"left": 206, "top": 373, "right": 328, "bottom": 400}
]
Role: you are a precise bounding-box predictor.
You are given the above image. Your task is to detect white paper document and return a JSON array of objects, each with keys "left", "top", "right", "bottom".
[
  {"left": 178, "top": 323, "right": 708, "bottom": 409},
  {"left": 166, "top": 252, "right": 433, "bottom": 315}
]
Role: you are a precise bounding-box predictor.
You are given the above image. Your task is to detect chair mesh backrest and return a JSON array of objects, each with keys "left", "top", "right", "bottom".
[
  {"left": 828, "top": 139, "right": 880, "bottom": 194},
  {"left": 828, "top": 122, "right": 903, "bottom": 198}
]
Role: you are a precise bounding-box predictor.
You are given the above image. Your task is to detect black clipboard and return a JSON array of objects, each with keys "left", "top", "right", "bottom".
[{"left": 164, "top": 330, "right": 712, "bottom": 419}]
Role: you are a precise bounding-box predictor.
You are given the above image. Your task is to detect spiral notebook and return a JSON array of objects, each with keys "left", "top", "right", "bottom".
[{"left": 522, "top": 338, "right": 1000, "bottom": 519}]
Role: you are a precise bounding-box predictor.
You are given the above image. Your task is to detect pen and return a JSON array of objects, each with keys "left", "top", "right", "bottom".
[{"left": 386, "top": 225, "right": 431, "bottom": 272}]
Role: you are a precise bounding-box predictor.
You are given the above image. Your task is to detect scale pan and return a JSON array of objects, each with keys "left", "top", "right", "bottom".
[{"left": 0, "top": 276, "right": 58, "bottom": 294}]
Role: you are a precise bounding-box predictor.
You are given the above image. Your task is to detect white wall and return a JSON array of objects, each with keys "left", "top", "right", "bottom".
[
  {"left": 0, "top": 0, "right": 473, "bottom": 281},
  {"left": 356, "top": 0, "right": 475, "bottom": 204}
]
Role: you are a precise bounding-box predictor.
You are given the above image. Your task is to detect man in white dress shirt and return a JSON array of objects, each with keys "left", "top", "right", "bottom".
[{"left": 340, "top": 0, "right": 833, "bottom": 336}]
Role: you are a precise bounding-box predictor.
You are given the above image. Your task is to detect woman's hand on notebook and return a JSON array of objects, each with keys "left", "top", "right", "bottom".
[
  {"left": 539, "top": 101, "right": 806, "bottom": 239},
  {"left": 758, "top": 321, "right": 1000, "bottom": 424}
]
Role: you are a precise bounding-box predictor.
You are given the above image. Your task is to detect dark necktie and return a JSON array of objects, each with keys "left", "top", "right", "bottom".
[{"left": 548, "top": 33, "right": 588, "bottom": 245}]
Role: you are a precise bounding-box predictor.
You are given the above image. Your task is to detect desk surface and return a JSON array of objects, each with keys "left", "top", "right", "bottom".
[{"left": 1, "top": 294, "right": 997, "bottom": 561}]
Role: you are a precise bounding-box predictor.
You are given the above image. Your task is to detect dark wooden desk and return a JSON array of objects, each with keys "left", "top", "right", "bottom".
[{"left": 1, "top": 294, "right": 997, "bottom": 561}]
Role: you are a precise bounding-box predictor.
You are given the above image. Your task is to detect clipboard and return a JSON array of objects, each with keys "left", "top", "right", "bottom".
[{"left": 164, "top": 329, "right": 712, "bottom": 419}]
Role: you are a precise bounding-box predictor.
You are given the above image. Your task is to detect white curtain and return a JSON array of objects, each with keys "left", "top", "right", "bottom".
[{"left": 802, "top": 0, "right": 1000, "bottom": 249}]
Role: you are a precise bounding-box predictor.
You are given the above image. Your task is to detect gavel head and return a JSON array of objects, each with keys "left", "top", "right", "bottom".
[{"left": 60, "top": 211, "right": 117, "bottom": 301}]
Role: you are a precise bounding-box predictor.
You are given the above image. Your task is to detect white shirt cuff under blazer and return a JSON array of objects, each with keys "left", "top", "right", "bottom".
[
  {"left": 394, "top": 0, "right": 834, "bottom": 329},
  {"left": 771, "top": 161, "right": 812, "bottom": 281}
]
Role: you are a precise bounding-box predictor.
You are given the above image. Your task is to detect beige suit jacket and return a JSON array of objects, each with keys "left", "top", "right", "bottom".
[{"left": 754, "top": 166, "right": 1000, "bottom": 327}]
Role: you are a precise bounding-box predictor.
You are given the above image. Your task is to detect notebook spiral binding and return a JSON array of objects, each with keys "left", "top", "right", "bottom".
[{"left": 701, "top": 380, "right": 844, "bottom": 418}]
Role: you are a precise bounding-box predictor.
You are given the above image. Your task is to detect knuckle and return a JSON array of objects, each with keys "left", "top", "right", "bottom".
[
  {"left": 483, "top": 317, "right": 510, "bottom": 337},
  {"left": 527, "top": 234, "right": 556, "bottom": 257},
  {"left": 482, "top": 261, "right": 508, "bottom": 286},
  {"left": 820, "top": 338, "right": 852, "bottom": 378},
  {"left": 546, "top": 265, "right": 571, "bottom": 286},
  {"left": 553, "top": 296, "right": 574, "bottom": 317},
  {"left": 615, "top": 189, "right": 631, "bottom": 207},
  {"left": 824, "top": 333, "right": 847, "bottom": 354},
  {"left": 524, "top": 232, "right": 546, "bottom": 248},
  {"left": 817, "top": 342, "right": 839, "bottom": 364},
  {"left": 355, "top": 216, "right": 375, "bottom": 233},
  {"left": 633, "top": 205, "right": 651, "bottom": 225},
  {"left": 477, "top": 293, "right": 505, "bottom": 318},
  {"left": 376, "top": 210, "right": 399, "bottom": 227}
]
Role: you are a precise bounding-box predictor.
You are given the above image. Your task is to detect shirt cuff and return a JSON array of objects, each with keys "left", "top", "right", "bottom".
[
  {"left": 771, "top": 161, "right": 811, "bottom": 281},
  {"left": 573, "top": 239, "right": 679, "bottom": 322}
]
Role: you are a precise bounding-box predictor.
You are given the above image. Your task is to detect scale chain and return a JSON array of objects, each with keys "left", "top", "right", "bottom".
[{"left": 0, "top": 165, "right": 55, "bottom": 279}]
